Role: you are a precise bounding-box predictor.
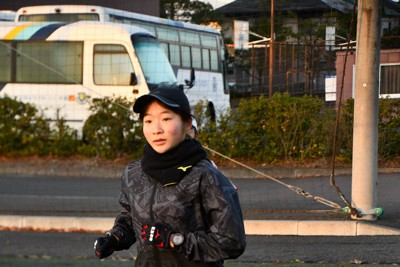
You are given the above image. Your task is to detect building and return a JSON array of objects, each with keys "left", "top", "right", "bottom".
[
  {"left": 335, "top": 48, "right": 400, "bottom": 105},
  {"left": 216, "top": 0, "right": 400, "bottom": 42},
  {"left": 216, "top": 0, "right": 400, "bottom": 100}
]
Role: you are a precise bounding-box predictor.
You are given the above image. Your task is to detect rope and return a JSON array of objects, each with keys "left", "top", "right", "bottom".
[
  {"left": 2, "top": 21, "right": 357, "bottom": 215},
  {"left": 328, "top": 2, "right": 361, "bottom": 218},
  {"left": 204, "top": 146, "right": 342, "bottom": 210}
]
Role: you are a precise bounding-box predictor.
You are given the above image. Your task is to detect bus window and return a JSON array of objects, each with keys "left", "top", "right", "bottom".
[
  {"left": 156, "top": 27, "right": 179, "bottom": 42},
  {"left": 16, "top": 42, "right": 83, "bottom": 83},
  {"left": 109, "top": 15, "right": 124, "bottom": 24},
  {"left": 0, "top": 11, "right": 15, "bottom": 21},
  {"left": 160, "top": 42, "right": 168, "bottom": 55},
  {"left": 181, "top": 46, "right": 191, "bottom": 68},
  {"left": 200, "top": 34, "right": 217, "bottom": 48},
  {"left": 180, "top": 31, "right": 200, "bottom": 46},
  {"left": 202, "top": 48, "right": 210, "bottom": 70},
  {"left": 93, "top": 44, "right": 134, "bottom": 86},
  {"left": 210, "top": 50, "right": 218, "bottom": 71},
  {"left": 192, "top": 47, "right": 201, "bottom": 69},
  {"left": 0, "top": 42, "right": 12, "bottom": 82},
  {"left": 18, "top": 13, "right": 99, "bottom": 22},
  {"left": 169, "top": 44, "right": 180, "bottom": 67},
  {"left": 132, "top": 34, "right": 176, "bottom": 87}
]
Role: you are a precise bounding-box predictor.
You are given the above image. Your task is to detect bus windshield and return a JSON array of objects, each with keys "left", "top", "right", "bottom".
[
  {"left": 18, "top": 13, "right": 99, "bottom": 22},
  {"left": 132, "top": 34, "right": 176, "bottom": 88}
]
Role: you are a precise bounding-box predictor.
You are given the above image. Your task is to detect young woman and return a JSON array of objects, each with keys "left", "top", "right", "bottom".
[{"left": 94, "top": 86, "right": 246, "bottom": 266}]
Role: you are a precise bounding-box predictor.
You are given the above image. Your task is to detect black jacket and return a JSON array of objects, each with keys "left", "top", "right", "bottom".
[{"left": 110, "top": 159, "right": 246, "bottom": 266}]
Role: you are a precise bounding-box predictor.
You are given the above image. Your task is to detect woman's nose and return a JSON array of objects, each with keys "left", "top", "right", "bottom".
[{"left": 152, "top": 121, "right": 162, "bottom": 135}]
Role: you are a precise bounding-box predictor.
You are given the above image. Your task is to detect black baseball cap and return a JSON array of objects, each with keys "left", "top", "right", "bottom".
[{"left": 133, "top": 86, "right": 191, "bottom": 116}]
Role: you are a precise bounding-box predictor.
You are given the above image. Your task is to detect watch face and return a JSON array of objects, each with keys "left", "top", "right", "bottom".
[{"left": 172, "top": 233, "right": 184, "bottom": 246}]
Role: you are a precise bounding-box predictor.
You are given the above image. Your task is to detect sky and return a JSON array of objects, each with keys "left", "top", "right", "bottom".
[{"left": 203, "top": 0, "right": 234, "bottom": 9}]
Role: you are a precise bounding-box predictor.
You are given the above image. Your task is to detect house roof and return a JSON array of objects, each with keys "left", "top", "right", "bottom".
[
  {"left": 216, "top": 0, "right": 400, "bottom": 17},
  {"left": 215, "top": 0, "right": 345, "bottom": 17}
]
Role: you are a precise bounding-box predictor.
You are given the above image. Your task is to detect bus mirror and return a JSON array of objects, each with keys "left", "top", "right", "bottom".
[
  {"left": 184, "top": 68, "right": 195, "bottom": 89},
  {"left": 190, "top": 67, "right": 195, "bottom": 82},
  {"left": 130, "top": 73, "right": 138, "bottom": 86}
]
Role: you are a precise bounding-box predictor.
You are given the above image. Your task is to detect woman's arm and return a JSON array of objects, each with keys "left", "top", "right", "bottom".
[{"left": 181, "top": 168, "right": 246, "bottom": 262}]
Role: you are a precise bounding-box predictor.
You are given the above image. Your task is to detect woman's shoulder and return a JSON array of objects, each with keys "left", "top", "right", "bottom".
[
  {"left": 194, "top": 158, "right": 216, "bottom": 170},
  {"left": 194, "top": 159, "right": 238, "bottom": 190},
  {"left": 122, "top": 159, "right": 142, "bottom": 179},
  {"left": 193, "top": 159, "right": 225, "bottom": 179}
]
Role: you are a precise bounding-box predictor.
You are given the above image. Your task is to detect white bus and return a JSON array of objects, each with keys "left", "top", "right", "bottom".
[
  {"left": 0, "top": 11, "right": 15, "bottom": 21},
  {"left": 15, "top": 5, "right": 231, "bottom": 120},
  {"left": 0, "top": 21, "right": 177, "bottom": 131}
]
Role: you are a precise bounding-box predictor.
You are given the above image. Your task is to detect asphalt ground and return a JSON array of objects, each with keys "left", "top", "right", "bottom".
[
  {"left": 1, "top": 231, "right": 400, "bottom": 265},
  {"left": 1, "top": 159, "right": 400, "bottom": 265},
  {"left": 1, "top": 159, "right": 400, "bottom": 234}
]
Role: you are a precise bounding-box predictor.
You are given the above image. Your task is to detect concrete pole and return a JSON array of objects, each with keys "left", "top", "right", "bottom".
[{"left": 351, "top": 0, "right": 382, "bottom": 220}]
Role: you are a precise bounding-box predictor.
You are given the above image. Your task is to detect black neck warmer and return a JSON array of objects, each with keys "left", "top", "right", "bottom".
[{"left": 141, "top": 138, "right": 207, "bottom": 186}]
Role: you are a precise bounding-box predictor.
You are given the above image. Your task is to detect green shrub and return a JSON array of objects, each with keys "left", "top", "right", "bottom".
[
  {"left": 0, "top": 97, "right": 50, "bottom": 156},
  {"left": 336, "top": 99, "right": 354, "bottom": 162},
  {"left": 378, "top": 98, "right": 400, "bottom": 159},
  {"left": 82, "top": 97, "right": 145, "bottom": 159},
  {"left": 1, "top": 95, "right": 400, "bottom": 164},
  {"left": 198, "top": 93, "right": 335, "bottom": 164},
  {"left": 194, "top": 100, "right": 233, "bottom": 158},
  {"left": 47, "top": 110, "right": 80, "bottom": 157},
  {"left": 336, "top": 98, "right": 400, "bottom": 162}
]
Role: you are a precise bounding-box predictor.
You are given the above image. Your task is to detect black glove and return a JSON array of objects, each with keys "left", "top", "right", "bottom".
[
  {"left": 141, "top": 223, "right": 173, "bottom": 248},
  {"left": 109, "top": 212, "right": 136, "bottom": 250},
  {"left": 94, "top": 235, "right": 118, "bottom": 259}
]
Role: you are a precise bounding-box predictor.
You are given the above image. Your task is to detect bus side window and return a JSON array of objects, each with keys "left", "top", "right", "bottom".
[
  {"left": 160, "top": 42, "right": 179, "bottom": 67},
  {"left": 192, "top": 47, "right": 201, "bottom": 69},
  {"left": 181, "top": 46, "right": 191, "bottom": 68},
  {"left": 169, "top": 44, "right": 180, "bottom": 67},
  {"left": 160, "top": 42, "right": 168, "bottom": 56},
  {"left": 210, "top": 50, "right": 219, "bottom": 71},
  {"left": 93, "top": 44, "right": 134, "bottom": 86},
  {"left": 16, "top": 42, "right": 83, "bottom": 83},
  {"left": 202, "top": 48, "right": 210, "bottom": 70},
  {"left": 0, "top": 41, "right": 12, "bottom": 82}
]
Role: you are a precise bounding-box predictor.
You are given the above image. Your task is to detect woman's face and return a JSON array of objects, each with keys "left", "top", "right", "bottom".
[{"left": 142, "top": 100, "right": 191, "bottom": 154}]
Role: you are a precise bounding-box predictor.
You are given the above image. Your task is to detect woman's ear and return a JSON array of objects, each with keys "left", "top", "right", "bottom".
[{"left": 186, "top": 117, "right": 193, "bottom": 131}]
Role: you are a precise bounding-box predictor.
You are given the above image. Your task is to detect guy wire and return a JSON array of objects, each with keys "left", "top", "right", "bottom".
[{"left": 329, "top": 2, "right": 360, "bottom": 218}]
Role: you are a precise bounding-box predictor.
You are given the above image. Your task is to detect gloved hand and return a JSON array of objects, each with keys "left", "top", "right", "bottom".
[
  {"left": 94, "top": 235, "right": 118, "bottom": 259},
  {"left": 141, "top": 223, "right": 173, "bottom": 248}
]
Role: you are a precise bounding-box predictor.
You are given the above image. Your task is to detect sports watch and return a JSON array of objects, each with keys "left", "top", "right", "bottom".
[{"left": 171, "top": 233, "right": 184, "bottom": 246}]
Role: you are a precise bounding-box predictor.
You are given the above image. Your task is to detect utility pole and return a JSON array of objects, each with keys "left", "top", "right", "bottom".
[
  {"left": 268, "top": 0, "right": 274, "bottom": 97},
  {"left": 351, "top": 0, "right": 382, "bottom": 220}
]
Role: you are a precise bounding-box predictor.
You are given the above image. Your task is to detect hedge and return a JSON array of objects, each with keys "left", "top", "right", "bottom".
[{"left": 1, "top": 94, "right": 399, "bottom": 164}]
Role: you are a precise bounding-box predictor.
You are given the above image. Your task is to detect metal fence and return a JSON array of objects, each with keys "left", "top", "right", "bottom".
[{"left": 227, "top": 41, "right": 337, "bottom": 101}]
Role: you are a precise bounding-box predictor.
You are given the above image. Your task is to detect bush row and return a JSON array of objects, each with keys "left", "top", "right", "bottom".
[{"left": 1, "top": 94, "right": 400, "bottom": 164}]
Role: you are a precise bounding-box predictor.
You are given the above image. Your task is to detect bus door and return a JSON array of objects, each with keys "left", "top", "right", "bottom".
[{"left": 85, "top": 40, "right": 142, "bottom": 104}]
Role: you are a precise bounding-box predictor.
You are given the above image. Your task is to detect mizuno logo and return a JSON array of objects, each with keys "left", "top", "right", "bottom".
[{"left": 177, "top": 165, "right": 192, "bottom": 172}]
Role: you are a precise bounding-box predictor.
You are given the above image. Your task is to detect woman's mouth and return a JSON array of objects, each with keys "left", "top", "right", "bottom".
[{"left": 153, "top": 139, "right": 166, "bottom": 146}]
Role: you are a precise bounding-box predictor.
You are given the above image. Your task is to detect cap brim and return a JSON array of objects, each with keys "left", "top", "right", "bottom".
[{"left": 133, "top": 94, "right": 181, "bottom": 114}]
